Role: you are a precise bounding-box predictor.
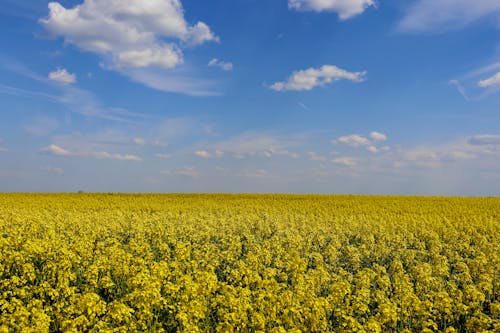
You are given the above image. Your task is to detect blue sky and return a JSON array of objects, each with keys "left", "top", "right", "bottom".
[{"left": 0, "top": 0, "right": 499, "bottom": 194}]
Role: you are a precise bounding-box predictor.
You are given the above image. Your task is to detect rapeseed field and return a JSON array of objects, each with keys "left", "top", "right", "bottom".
[{"left": 0, "top": 194, "right": 498, "bottom": 332}]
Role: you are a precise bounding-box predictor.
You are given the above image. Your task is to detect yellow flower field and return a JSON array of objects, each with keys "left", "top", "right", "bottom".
[{"left": 0, "top": 194, "right": 498, "bottom": 332}]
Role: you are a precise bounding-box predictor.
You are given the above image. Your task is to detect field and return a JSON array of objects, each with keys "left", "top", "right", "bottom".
[{"left": 0, "top": 194, "right": 498, "bottom": 332}]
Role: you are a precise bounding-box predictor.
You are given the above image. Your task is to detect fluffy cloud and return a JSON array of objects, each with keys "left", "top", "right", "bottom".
[
  {"left": 114, "top": 45, "right": 182, "bottom": 69},
  {"left": 40, "top": 0, "right": 218, "bottom": 70},
  {"left": 288, "top": 0, "right": 376, "bottom": 20},
  {"left": 208, "top": 58, "right": 233, "bottom": 71},
  {"left": 332, "top": 132, "right": 387, "bottom": 150},
  {"left": 332, "top": 134, "right": 371, "bottom": 147},
  {"left": 370, "top": 131, "right": 387, "bottom": 142},
  {"left": 270, "top": 65, "right": 366, "bottom": 91},
  {"left": 48, "top": 68, "right": 76, "bottom": 85},
  {"left": 478, "top": 72, "right": 500, "bottom": 88},
  {"left": 398, "top": 0, "right": 500, "bottom": 33}
]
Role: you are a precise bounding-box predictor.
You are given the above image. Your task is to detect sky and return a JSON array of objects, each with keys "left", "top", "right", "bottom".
[{"left": 0, "top": 0, "right": 499, "bottom": 195}]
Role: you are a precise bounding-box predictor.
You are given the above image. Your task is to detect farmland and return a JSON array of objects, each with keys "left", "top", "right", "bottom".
[{"left": 0, "top": 194, "right": 498, "bottom": 332}]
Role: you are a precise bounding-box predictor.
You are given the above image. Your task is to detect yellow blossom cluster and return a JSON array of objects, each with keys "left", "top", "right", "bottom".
[{"left": 0, "top": 194, "right": 498, "bottom": 332}]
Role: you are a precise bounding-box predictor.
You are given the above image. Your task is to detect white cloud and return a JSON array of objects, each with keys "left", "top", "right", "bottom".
[
  {"left": 370, "top": 131, "right": 387, "bottom": 142},
  {"left": 40, "top": 144, "right": 73, "bottom": 156},
  {"left": 332, "top": 134, "right": 371, "bottom": 147},
  {"left": 398, "top": 0, "right": 500, "bottom": 33},
  {"left": 194, "top": 150, "right": 224, "bottom": 159},
  {"left": 91, "top": 151, "right": 142, "bottom": 161},
  {"left": 390, "top": 134, "right": 500, "bottom": 169},
  {"left": 270, "top": 65, "right": 366, "bottom": 92},
  {"left": 48, "top": 68, "right": 76, "bottom": 84},
  {"left": 187, "top": 22, "right": 220, "bottom": 46},
  {"left": 208, "top": 58, "right": 233, "bottom": 71},
  {"left": 40, "top": 0, "right": 219, "bottom": 92},
  {"left": 331, "top": 157, "right": 358, "bottom": 167},
  {"left": 161, "top": 166, "right": 199, "bottom": 177},
  {"left": 114, "top": 45, "right": 183, "bottom": 69},
  {"left": 288, "top": 0, "right": 376, "bottom": 20},
  {"left": 332, "top": 132, "right": 387, "bottom": 149},
  {"left": 478, "top": 72, "right": 500, "bottom": 88}
]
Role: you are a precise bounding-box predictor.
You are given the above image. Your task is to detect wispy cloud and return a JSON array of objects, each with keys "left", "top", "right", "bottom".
[
  {"left": 398, "top": 0, "right": 500, "bottom": 33},
  {"left": 478, "top": 72, "right": 500, "bottom": 88},
  {"left": 298, "top": 102, "right": 311, "bottom": 111},
  {"left": 122, "top": 67, "right": 221, "bottom": 96},
  {"left": 0, "top": 58, "right": 147, "bottom": 122},
  {"left": 270, "top": 65, "right": 366, "bottom": 92},
  {"left": 40, "top": 143, "right": 142, "bottom": 161},
  {"left": 209, "top": 131, "right": 304, "bottom": 159},
  {"left": 40, "top": 144, "right": 73, "bottom": 157},
  {"left": 450, "top": 62, "right": 500, "bottom": 100},
  {"left": 449, "top": 79, "right": 471, "bottom": 101}
]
